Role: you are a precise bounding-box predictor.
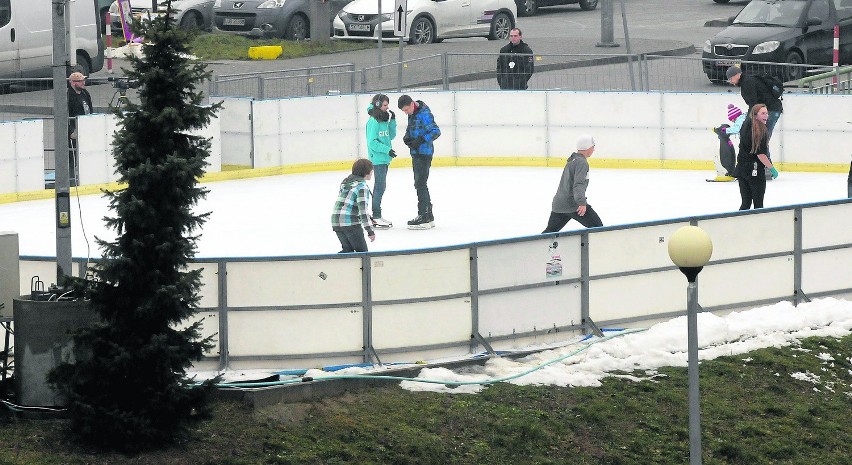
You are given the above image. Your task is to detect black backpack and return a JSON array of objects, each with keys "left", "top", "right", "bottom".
[{"left": 756, "top": 73, "right": 784, "bottom": 100}]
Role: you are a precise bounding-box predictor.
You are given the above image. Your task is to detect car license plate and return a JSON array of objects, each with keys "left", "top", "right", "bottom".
[
  {"left": 348, "top": 24, "right": 371, "bottom": 32},
  {"left": 223, "top": 17, "right": 245, "bottom": 26},
  {"left": 716, "top": 59, "right": 741, "bottom": 67}
]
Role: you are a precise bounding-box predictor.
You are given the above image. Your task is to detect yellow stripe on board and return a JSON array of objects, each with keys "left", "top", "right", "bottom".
[{"left": 2, "top": 158, "right": 847, "bottom": 204}]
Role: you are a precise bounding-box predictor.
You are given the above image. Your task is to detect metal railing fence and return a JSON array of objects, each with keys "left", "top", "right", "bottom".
[
  {"left": 798, "top": 64, "right": 852, "bottom": 94},
  {"left": 211, "top": 63, "right": 357, "bottom": 99}
]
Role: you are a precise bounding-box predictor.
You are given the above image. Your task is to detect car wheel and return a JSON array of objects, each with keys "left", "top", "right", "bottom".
[
  {"left": 285, "top": 14, "right": 309, "bottom": 41},
  {"left": 179, "top": 11, "right": 203, "bottom": 31},
  {"left": 73, "top": 52, "right": 92, "bottom": 79},
  {"left": 408, "top": 16, "right": 435, "bottom": 45},
  {"left": 488, "top": 12, "right": 512, "bottom": 41},
  {"left": 518, "top": 0, "right": 538, "bottom": 17},
  {"left": 578, "top": 0, "right": 598, "bottom": 10},
  {"left": 784, "top": 50, "right": 804, "bottom": 82}
]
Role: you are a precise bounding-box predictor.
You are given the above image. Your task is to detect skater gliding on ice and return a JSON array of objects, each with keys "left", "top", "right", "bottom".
[{"left": 542, "top": 134, "right": 603, "bottom": 233}]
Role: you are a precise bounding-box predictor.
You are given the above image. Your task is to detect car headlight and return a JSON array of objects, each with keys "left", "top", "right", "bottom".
[
  {"left": 258, "top": 0, "right": 287, "bottom": 8},
  {"left": 752, "top": 41, "right": 780, "bottom": 54},
  {"left": 338, "top": 10, "right": 347, "bottom": 19},
  {"left": 703, "top": 40, "right": 711, "bottom": 54}
]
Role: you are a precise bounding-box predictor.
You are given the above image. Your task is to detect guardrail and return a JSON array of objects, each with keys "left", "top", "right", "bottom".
[
  {"left": 13, "top": 199, "right": 852, "bottom": 372},
  {"left": 798, "top": 64, "right": 852, "bottom": 94}
]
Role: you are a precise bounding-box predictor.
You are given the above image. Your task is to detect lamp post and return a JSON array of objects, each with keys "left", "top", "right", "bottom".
[{"left": 667, "top": 225, "right": 713, "bottom": 465}]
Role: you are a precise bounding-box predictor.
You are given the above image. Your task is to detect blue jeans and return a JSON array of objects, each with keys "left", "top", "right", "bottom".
[
  {"left": 412, "top": 155, "right": 432, "bottom": 214},
  {"left": 372, "top": 163, "right": 388, "bottom": 218},
  {"left": 766, "top": 111, "right": 782, "bottom": 139}
]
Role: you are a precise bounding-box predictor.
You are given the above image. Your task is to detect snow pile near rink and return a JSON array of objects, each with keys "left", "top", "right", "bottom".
[{"left": 400, "top": 298, "right": 852, "bottom": 394}]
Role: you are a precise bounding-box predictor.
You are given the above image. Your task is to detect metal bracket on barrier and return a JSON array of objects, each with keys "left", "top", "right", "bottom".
[
  {"left": 583, "top": 317, "right": 605, "bottom": 338},
  {"left": 472, "top": 332, "right": 496, "bottom": 357},
  {"left": 366, "top": 345, "right": 383, "bottom": 367},
  {"left": 796, "top": 289, "right": 812, "bottom": 303}
]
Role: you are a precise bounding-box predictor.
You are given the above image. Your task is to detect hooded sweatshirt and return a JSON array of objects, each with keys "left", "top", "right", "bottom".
[
  {"left": 366, "top": 104, "right": 397, "bottom": 166},
  {"left": 331, "top": 174, "right": 374, "bottom": 235}
]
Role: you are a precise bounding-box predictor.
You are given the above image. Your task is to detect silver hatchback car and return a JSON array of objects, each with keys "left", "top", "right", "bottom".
[{"left": 213, "top": 0, "right": 351, "bottom": 40}]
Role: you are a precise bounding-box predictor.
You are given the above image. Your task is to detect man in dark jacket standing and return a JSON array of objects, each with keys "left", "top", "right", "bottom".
[
  {"left": 497, "top": 28, "right": 534, "bottom": 90},
  {"left": 726, "top": 66, "right": 783, "bottom": 137},
  {"left": 399, "top": 95, "right": 441, "bottom": 229},
  {"left": 67, "top": 71, "right": 93, "bottom": 186}
]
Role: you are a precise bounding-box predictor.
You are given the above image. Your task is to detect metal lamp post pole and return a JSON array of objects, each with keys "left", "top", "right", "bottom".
[{"left": 686, "top": 276, "right": 702, "bottom": 465}]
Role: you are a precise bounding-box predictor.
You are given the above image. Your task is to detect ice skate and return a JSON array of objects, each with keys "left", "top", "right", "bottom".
[
  {"left": 372, "top": 217, "right": 393, "bottom": 229},
  {"left": 407, "top": 211, "right": 434, "bottom": 230}
]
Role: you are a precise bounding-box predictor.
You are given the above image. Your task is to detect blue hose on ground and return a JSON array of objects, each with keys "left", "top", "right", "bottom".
[{"left": 212, "top": 328, "right": 647, "bottom": 390}]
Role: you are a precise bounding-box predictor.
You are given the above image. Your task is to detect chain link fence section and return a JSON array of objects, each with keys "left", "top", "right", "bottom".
[
  {"left": 211, "top": 64, "right": 357, "bottom": 99},
  {"left": 360, "top": 54, "right": 445, "bottom": 93}
]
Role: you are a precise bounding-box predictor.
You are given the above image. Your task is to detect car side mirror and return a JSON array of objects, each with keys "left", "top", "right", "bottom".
[
  {"left": 806, "top": 17, "right": 822, "bottom": 27},
  {"left": 728, "top": 16, "right": 736, "bottom": 25}
]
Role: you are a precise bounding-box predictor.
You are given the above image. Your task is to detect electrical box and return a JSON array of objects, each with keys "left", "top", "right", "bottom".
[{"left": 0, "top": 231, "right": 19, "bottom": 318}]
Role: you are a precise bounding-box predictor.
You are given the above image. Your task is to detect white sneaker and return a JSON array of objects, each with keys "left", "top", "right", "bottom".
[{"left": 372, "top": 217, "right": 393, "bottom": 229}]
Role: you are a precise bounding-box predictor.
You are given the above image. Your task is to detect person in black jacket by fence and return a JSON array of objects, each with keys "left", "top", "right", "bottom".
[{"left": 497, "top": 28, "right": 534, "bottom": 90}]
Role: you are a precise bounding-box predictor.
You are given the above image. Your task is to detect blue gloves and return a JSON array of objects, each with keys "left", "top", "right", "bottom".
[{"left": 769, "top": 167, "right": 779, "bottom": 179}]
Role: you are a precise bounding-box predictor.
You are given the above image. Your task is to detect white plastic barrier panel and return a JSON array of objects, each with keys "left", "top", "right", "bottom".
[
  {"left": 372, "top": 298, "right": 472, "bottom": 350},
  {"left": 227, "top": 307, "right": 363, "bottom": 357},
  {"left": 476, "top": 236, "right": 582, "bottom": 291},
  {"left": 226, "top": 258, "right": 363, "bottom": 307},
  {"left": 277, "top": 95, "right": 361, "bottom": 165},
  {"left": 590, "top": 222, "right": 690, "bottom": 276},
  {"left": 455, "top": 91, "right": 548, "bottom": 158},
  {"left": 697, "top": 211, "right": 795, "bottom": 261},
  {"left": 77, "top": 114, "right": 118, "bottom": 185},
  {"left": 216, "top": 97, "right": 253, "bottom": 167},
  {"left": 0, "top": 120, "right": 44, "bottom": 194},
  {"left": 780, "top": 94, "right": 852, "bottom": 165},
  {"left": 370, "top": 249, "right": 471, "bottom": 301},
  {"left": 478, "top": 285, "right": 583, "bottom": 338}
]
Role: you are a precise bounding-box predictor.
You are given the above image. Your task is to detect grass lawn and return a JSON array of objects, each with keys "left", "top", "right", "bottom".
[{"left": 1, "top": 334, "right": 850, "bottom": 464}]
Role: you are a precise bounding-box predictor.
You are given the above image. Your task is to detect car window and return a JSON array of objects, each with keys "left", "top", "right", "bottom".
[
  {"left": 833, "top": 0, "right": 852, "bottom": 19},
  {"left": 734, "top": 0, "right": 807, "bottom": 27},
  {"left": 0, "top": 0, "right": 10, "bottom": 28},
  {"left": 807, "top": 0, "right": 830, "bottom": 22}
]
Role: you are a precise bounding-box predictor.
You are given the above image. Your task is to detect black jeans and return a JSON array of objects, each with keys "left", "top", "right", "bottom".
[
  {"left": 334, "top": 226, "right": 368, "bottom": 253},
  {"left": 738, "top": 176, "right": 767, "bottom": 210},
  {"left": 542, "top": 207, "right": 603, "bottom": 232},
  {"left": 412, "top": 155, "right": 432, "bottom": 214}
]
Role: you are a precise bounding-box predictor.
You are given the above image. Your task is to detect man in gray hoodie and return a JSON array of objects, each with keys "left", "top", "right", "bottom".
[{"left": 542, "top": 134, "right": 603, "bottom": 232}]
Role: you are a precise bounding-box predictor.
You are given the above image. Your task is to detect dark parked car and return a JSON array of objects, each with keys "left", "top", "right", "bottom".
[
  {"left": 213, "top": 0, "right": 350, "bottom": 41},
  {"left": 514, "top": 0, "right": 596, "bottom": 17},
  {"left": 702, "top": 0, "right": 852, "bottom": 82}
]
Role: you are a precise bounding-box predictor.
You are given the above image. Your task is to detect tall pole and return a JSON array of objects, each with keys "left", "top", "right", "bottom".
[
  {"left": 597, "top": 0, "right": 618, "bottom": 47},
  {"left": 378, "top": 0, "right": 383, "bottom": 78},
  {"left": 618, "top": 0, "right": 635, "bottom": 90},
  {"left": 687, "top": 280, "right": 702, "bottom": 465},
  {"left": 52, "top": 0, "right": 73, "bottom": 279}
]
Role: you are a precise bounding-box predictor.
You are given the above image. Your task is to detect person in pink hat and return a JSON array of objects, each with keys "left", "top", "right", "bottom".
[{"left": 710, "top": 103, "right": 746, "bottom": 180}]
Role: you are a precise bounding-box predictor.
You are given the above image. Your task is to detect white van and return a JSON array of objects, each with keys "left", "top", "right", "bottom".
[{"left": 0, "top": 0, "right": 105, "bottom": 79}]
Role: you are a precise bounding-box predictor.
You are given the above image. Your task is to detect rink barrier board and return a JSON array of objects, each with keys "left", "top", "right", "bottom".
[
  {"left": 10, "top": 198, "right": 852, "bottom": 370},
  {"left": 3, "top": 90, "right": 852, "bottom": 201}
]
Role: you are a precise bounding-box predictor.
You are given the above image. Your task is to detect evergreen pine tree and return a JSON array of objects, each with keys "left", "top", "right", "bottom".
[{"left": 49, "top": 2, "right": 220, "bottom": 449}]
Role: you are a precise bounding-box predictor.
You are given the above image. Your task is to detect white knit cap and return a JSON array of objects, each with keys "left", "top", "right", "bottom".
[{"left": 576, "top": 134, "right": 595, "bottom": 151}]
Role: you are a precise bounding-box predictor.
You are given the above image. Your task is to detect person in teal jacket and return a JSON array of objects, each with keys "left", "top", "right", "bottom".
[{"left": 366, "top": 94, "right": 397, "bottom": 228}]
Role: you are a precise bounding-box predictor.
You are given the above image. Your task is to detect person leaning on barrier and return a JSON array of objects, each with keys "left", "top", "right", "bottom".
[
  {"left": 67, "top": 71, "right": 92, "bottom": 186},
  {"left": 497, "top": 28, "right": 534, "bottom": 90}
]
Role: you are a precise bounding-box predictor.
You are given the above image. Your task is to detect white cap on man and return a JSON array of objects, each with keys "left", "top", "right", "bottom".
[{"left": 576, "top": 134, "right": 595, "bottom": 151}]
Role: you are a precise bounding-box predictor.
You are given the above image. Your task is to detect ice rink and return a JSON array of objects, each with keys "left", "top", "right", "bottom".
[{"left": 0, "top": 165, "right": 849, "bottom": 259}]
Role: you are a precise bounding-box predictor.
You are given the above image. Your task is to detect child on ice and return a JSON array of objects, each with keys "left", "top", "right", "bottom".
[{"left": 710, "top": 103, "right": 745, "bottom": 181}]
